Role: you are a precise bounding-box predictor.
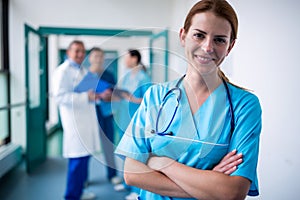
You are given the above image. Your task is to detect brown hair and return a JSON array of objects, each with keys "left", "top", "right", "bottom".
[
  {"left": 128, "top": 49, "right": 147, "bottom": 72},
  {"left": 184, "top": 0, "right": 246, "bottom": 89},
  {"left": 67, "top": 40, "right": 85, "bottom": 50},
  {"left": 183, "top": 0, "right": 238, "bottom": 42},
  {"left": 89, "top": 47, "right": 104, "bottom": 54}
]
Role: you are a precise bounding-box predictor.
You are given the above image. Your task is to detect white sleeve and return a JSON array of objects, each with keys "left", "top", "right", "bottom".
[{"left": 51, "top": 68, "right": 89, "bottom": 107}]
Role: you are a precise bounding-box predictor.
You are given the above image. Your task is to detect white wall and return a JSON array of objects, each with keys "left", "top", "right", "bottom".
[
  {"left": 9, "top": 0, "right": 300, "bottom": 199},
  {"left": 163, "top": 0, "right": 300, "bottom": 199},
  {"left": 47, "top": 35, "right": 150, "bottom": 126},
  {"left": 229, "top": 1, "right": 300, "bottom": 199},
  {"left": 11, "top": 0, "right": 173, "bottom": 29},
  {"left": 9, "top": 0, "right": 173, "bottom": 148}
]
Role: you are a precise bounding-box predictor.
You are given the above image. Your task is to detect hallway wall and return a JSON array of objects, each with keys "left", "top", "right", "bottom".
[
  {"left": 8, "top": 0, "right": 300, "bottom": 199},
  {"left": 9, "top": 0, "right": 174, "bottom": 148}
]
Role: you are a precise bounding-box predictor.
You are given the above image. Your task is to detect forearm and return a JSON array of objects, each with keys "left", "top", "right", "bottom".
[
  {"left": 128, "top": 96, "right": 142, "bottom": 104},
  {"left": 124, "top": 157, "right": 191, "bottom": 198},
  {"left": 162, "top": 161, "right": 250, "bottom": 200},
  {"left": 54, "top": 91, "right": 89, "bottom": 107}
]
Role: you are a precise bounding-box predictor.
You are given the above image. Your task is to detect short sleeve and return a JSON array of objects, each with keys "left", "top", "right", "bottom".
[
  {"left": 133, "top": 73, "right": 152, "bottom": 99},
  {"left": 229, "top": 92, "right": 262, "bottom": 196}
]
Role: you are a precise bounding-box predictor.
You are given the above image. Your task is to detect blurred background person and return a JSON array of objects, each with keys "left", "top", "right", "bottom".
[
  {"left": 88, "top": 47, "right": 123, "bottom": 185},
  {"left": 113, "top": 49, "right": 152, "bottom": 200},
  {"left": 52, "top": 40, "right": 100, "bottom": 200}
]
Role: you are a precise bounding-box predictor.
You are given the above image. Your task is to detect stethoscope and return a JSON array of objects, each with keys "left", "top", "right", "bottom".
[{"left": 151, "top": 74, "right": 235, "bottom": 139}]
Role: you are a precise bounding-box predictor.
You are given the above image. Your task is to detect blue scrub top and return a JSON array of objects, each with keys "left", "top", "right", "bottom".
[
  {"left": 115, "top": 78, "right": 262, "bottom": 200},
  {"left": 114, "top": 70, "right": 152, "bottom": 134},
  {"left": 95, "top": 70, "right": 116, "bottom": 117}
]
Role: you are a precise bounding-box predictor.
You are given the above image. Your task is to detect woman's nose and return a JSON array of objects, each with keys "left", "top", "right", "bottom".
[{"left": 201, "top": 39, "right": 214, "bottom": 53}]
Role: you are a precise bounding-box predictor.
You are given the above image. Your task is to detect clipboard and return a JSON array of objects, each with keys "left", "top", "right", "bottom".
[{"left": 74, "top": 72, "right": 112, "bottom": 93}]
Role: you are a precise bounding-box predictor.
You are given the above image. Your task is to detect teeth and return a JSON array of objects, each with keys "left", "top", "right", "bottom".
[{"left": 196, "top": 55, "right": 212, "bottom": 62}]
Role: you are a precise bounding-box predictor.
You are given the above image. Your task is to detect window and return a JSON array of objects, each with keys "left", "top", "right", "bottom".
[
  {"left": 0, "top": 0, "right": 2, "bottom": 71},
  {"left": 0, "top": 74, "right": 9, "bottom": 145},
  {"left": 0, "top": 0, "right": 10, "bottom": 146}
]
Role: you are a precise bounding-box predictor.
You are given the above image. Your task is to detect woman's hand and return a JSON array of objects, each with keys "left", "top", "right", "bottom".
[
  {"left": 88, "top": 90, "right": 99, "bottom": 101},
  {"left": 122, "top": 92, "right": 141, "bottom": 104},
  {"left": 213, "top": 149, "right": 243, "bottom": 175},
  {"left": 119, "top": 90, "right": 132, "bottom": 100},
  {"left": 148, "top": 149, "right": 243, "bottom": 175},
  {"left": 97, "top": 89, "right": 112, "bottom": 101}
]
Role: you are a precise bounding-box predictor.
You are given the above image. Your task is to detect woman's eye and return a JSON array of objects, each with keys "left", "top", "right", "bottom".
[
  {"left": 214, "top": 38, "right": 227, "bottom": 44},
  {"left": 193, "top": 33, "right": 205, "bottom": 40}
]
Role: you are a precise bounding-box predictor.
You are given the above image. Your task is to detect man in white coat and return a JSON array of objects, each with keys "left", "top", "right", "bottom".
[{"left": 52, "top": 40, "right": 100, "bottom": 200}]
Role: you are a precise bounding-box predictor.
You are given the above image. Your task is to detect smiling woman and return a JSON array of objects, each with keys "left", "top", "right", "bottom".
[
  {"left": 180, "top": 11, "right": 234, "bottom": 76},
  {"left": 115, "top": 1, "right": 262, "bottom": 200}
]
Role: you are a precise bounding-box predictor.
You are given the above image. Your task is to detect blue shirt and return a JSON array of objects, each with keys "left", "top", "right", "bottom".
[
  {"left": 95, "top": 70, "right": 116, "bottom": 117},
  {"left": 115, "top": 78, "right": 262, "bottom": 199},
  {"left": 67, "top": 58, "right": 81, "bottom": 69},
  {"left": 114, "top": 70, "right": 152, "bottom": 133}
]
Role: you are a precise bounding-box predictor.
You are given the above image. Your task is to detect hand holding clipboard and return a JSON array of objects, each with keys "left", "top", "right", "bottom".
[{"left": 74, "top": 72, "right": 112, "bottom": 94}]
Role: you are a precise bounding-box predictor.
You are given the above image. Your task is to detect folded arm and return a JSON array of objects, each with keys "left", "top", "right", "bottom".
[
  {"left": 124, "top": 157, "right": 192, "bottom": 198},
  {"left": 124, "top": 150, "right": 244, "bottom": 199},
  {"left": 148, "top": 155, "right": 249, "bottom": 200}
]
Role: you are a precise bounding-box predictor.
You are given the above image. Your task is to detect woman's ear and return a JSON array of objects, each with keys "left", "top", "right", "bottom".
[
  {"left": 179, "top": 28, "right": 186, "bottom": 47},
  {"left": 226, "top": 39, "right": 236, "bottom": 56}
]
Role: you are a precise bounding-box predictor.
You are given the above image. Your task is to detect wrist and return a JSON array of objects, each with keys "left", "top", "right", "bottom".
[{"left": 160, "top": 157, "right": 174, "bottom": 174}]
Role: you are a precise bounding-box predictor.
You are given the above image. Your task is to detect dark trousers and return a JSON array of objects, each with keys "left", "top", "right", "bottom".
[
  {"left": 96, "top": 106, "right": 117, "bottom": 180},
  {"left": 64, "top": 156, "right": 90, "bottom": 200}
]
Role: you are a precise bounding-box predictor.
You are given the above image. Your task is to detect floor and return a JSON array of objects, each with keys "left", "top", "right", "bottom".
[{"left": 0, "top": 130, "right": 129, "bottom": 200}]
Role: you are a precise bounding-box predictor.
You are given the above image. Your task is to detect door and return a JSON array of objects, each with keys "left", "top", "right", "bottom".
[
  {"left": 149, "top": 29, "right": 169, "bottom": 83},
  {"left": 25, "top": 24, "right": 47, "bottom": 173}
]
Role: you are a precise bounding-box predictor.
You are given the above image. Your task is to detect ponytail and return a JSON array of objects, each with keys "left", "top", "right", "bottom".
[
  {"left": 128, "top": 49, "right": 147, "bottom": 72},
  {"left": 218, "top": 69, "right": 230, "bottom": 82},
  {"left": 218, "top": 68, "right": 248, "bottom": 91},
  {"left": 140, "top": 63, "right": 147, "bottom": 72}
]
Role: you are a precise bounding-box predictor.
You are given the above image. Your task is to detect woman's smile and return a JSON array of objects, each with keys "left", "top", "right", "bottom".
[{"left": 194, "top": 54, "right": 215, "bottom": 65}]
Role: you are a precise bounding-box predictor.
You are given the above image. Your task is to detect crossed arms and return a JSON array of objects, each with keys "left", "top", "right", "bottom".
[{"left": 124, "top": 150, "right": 250, "bottom": 200}]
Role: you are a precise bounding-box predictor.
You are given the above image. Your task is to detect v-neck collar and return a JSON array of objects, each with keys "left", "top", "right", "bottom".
[{"left": 179, "top": 82, "right": 226, "bottom": 141}]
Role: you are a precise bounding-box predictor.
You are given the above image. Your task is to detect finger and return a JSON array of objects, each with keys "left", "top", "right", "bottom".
[
  {"left": 224, "top": 157, "right": 243, "bottom": 175},
  {"left": 219, "top": 150, "right": 238, "bottom": 164},
  {"left": 217, "top": 153, "right": 241, "bottom": 169},
  {"left": 221, "top": 158, "right": 243, "bottom": 172},
  {"left": 224, "top": 166, "right": 237, "bottom": 175},
  {"left": 222, "top": 149, "right": 237, "bottom": 160},
  {"left": 223, "top": 153, "right": 243, "bottom": 165}
]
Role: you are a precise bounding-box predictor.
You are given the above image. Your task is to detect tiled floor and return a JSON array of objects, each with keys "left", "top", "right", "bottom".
[
  {"left": 0, "top": 130, "right": 129, "bottom": 200},
  {"left": 47, "top": 129, "right": 63, "bottom": 157}
]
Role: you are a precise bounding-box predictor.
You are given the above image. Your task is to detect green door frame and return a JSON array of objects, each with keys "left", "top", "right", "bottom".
[
  {"left": 25, "top": 24, "right": 47, "bottom": 173},
  {"left": 39, "top": 27, "right": 170, "bottom": 82},
  {"left": 149, "top": 29, "right": 169, "bottom": 82},
  {"left": 24, "top": 26, "right": 168, "bottom": 172},
  {"left": 38, "top": 27, "right": 153, "bottom": 37}
]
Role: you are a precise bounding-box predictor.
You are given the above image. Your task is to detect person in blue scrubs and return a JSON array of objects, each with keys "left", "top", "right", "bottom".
[
  {"left": 113, "top": 49, "right": 152, "bottom": 200},
  {"left": 115, "top": 1, "right": 262, "bottom": 200},
  {"left": 114, "top": 49, "right": 152, "bottom": 136},
  {"left": 88, "top": 47, "right": 122, "bottom": 185}
]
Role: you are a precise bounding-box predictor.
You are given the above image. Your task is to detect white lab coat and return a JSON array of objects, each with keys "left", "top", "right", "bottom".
[{"left": 51, "top": 60, "right": 100, "bottom": 158}]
